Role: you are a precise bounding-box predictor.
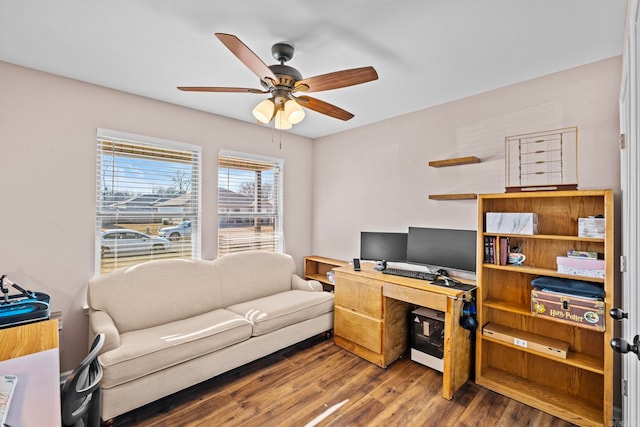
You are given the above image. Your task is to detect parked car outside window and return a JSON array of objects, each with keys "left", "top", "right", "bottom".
[
  {"left": 158, "top": 221, "right": 191, "bottom": 241},
  {"left": 101, "top": 229, "right": 171, "bottom": 257}
]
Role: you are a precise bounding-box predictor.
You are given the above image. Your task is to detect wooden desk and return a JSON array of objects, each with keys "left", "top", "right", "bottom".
[
  {"left": 333, "top": 264, "right": 474, "bottom": 400},
  {"left": 0, "top": 318, "right": 59, "bottom": 361},
  {"left": 0, "top": 319, "right": 61, "bottom": 426}
]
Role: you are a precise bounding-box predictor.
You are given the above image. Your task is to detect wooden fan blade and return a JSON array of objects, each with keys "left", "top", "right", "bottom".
[
  {"left": 296, "top": 96, "right": 354, "bottom": 121},
  {"left": 178, "top": 86, "right": 267, "bottom": 94},
  {"left": 215, "top": 33, "right": 279, "bottom": 85},
  {"left": 294, "top": 66, "right": 378, "bottom": 93}
]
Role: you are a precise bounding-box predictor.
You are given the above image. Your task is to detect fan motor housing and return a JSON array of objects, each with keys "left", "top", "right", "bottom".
[{"left": 263, "top": 64, "right": 302, "bottom": 90}]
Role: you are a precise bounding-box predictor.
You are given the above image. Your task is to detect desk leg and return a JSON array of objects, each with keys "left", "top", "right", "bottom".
[{"left": 441, "top": 297, "right": 472, "bottom": 399}]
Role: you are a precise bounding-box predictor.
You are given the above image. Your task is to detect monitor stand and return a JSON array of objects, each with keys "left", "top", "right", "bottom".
[{"left": 374, "top": 260, "right": 387, "bottom": 271}]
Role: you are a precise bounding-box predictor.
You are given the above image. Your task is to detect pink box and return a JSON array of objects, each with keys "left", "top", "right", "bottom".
[{"left": 556, "top": 256, "right": 605, "bottom": 278}]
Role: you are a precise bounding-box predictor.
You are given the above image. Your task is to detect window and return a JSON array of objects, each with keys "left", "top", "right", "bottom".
[
  {"left": 96, "top": 129, "right": 201, "bottom": 274},
  {"left": 218, "top": 150, "right": 283, "bottom": 256}
]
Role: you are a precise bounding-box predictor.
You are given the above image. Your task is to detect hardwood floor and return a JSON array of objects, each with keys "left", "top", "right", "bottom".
[{"left": 111, "top": 336, "right": 576, "bottom": 427}]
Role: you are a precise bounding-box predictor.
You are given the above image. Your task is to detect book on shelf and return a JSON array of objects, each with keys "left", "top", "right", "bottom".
[
  {"left": 484, "top": 236, "right": 510, "bottom": 265},
  {"left": 567, "top": 250, "right": 600, "bottom": 259},
  {"left": 484, "top": 236, "right": 494, "bottom": 264},
  {"left": 499, "top": 236, "right": 509, "bottom": 266}
]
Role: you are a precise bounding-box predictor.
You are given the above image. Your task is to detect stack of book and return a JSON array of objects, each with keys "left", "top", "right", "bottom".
[{"left": 483, "top": 236, "right": 510, "bottom": 265}]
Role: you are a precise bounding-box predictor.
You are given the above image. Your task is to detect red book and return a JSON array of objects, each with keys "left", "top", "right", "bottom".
[{"left": 499, "top": 237, "right": 509, "bottom": 265}]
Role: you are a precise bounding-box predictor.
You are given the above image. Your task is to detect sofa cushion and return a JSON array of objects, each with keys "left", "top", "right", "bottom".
[
  {"left": 215, "top": 251, "right": 297, "bottom": 307},
  {"left": 226, "top": 290, "right": 334, "bottom": 336},
  {"left": 99, "top": 308, "right": 251, "bottom": 388},
  {"left": 88, "top": 259, "right": 223, "bottom": 333}
]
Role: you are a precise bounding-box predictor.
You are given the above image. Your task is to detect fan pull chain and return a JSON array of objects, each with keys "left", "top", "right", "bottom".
[{"left": 270, "top": 128, "right": 283, "bottom": 150}]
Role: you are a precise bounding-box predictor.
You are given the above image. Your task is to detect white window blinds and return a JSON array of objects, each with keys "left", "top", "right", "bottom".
[
  {"left": 218, "top": 150, "right": 283, "bottom": 256},
  {"left": 96, "top": 130, "right": 201, "bottom": 274}
]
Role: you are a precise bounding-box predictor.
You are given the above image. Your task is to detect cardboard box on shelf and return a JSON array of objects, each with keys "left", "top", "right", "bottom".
[
  {"left": 556, "top": 256, "right": 605, "bottom": 278},
  {"left": 482, "top": 322, "right": 569, "bottom": 358},
  {"left": 578, "top": 217, "right": 605, "bottom": 238},
  {"left": 486, "top": 213, "right": 538, "bottom": 235}
]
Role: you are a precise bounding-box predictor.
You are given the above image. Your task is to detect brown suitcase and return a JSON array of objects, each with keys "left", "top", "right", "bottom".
[{"left": 531, "top": 288, "right": 605, "bottom": 331}]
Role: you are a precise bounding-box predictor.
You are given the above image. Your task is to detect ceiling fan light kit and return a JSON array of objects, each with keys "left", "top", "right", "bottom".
[
  {"left": 274, "top": 108, "right": 292, "bottom": 130},
  {"left": 252, "top": 99, "right": 275, "bottom": 124},
  {"left": 284, "top": 99, "right": 305, "bottom": 124},
  {"left": 178, "top": 33, "right": 378, "bottom": 130}
]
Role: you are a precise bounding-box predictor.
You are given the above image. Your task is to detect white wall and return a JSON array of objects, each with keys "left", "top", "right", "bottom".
[
  {"left": 311, "top": 56, "right": 622, "bottom": 262},
  {"left": 0, "top": 61, "right": 314, "bottom": 371},
  {"left": 0, "top": 55, "right": 623, "bottom": 372}
]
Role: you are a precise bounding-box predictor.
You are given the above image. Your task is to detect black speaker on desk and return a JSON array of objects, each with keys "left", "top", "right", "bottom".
[{"left": 410, "top": 307, "right": 445, "bottom": 372}]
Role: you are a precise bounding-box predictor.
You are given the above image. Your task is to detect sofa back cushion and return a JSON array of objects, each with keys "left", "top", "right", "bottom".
[
  {"left": 214, "top": 251, "right": 295, "bottom": 307},
  {"left": 88, "top": 259, "right": 221, "bottom": 333}
]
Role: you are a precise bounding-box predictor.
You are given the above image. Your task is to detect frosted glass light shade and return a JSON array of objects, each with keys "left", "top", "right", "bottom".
[
  {"left": 252, "top": 99, "right": 275, "bottom": 124},
  {"left": 274, "top": 109, "right": 292, "bottom": 129},
  {"left": 284, "top": 100, "right": 305, "bottom": 124}
]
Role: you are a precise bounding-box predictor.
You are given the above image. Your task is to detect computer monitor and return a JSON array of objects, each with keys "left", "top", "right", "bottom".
[
  {"left": 360, "top": 232, "right": 408, "bottom": 262},
  {"left": 406, "top": 227, "right": 477, "bottom": 273}
]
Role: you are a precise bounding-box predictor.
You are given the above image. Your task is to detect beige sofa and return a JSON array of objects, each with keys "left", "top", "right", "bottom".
[{"left": 87, "top": 251, "right": 334, "bottom": 421}]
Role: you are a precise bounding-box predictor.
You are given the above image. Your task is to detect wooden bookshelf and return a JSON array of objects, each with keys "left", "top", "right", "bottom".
[
  {"left": 303, "top": 256, "right": 348, "bottom": 292},
  {"left": 476, "top": 190, "right": 614, "bottom": 426}
]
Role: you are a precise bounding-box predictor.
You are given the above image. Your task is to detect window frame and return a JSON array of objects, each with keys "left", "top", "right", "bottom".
[
  {"left": 95, "top": 129, "right": 202, "bottom": 274},
  {"left": 217, "top": 149, "right": 284, "bottom": 256}
]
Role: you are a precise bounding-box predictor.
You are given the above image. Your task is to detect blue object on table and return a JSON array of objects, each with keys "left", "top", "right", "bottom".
[{"left": 0, "top": 275, "right": 50, "bottom": 328}]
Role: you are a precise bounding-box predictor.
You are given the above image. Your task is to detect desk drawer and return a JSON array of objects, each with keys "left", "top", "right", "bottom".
[
  {"left": 335, "top": 274, "right": 383, "bottom": 317},
  {"left": 334, "top": 306, "right": 382, "bottom": 353},
  {"left": 383, "top": 283, "right": 448, "bottom": 312}
]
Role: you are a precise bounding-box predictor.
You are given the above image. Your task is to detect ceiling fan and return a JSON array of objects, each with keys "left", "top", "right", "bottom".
[{"left": 178, "top": 33, "right": 379, "bottom": 129}]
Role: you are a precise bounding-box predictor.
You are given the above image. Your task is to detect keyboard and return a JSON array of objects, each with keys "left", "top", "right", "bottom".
[
  {"left": 382, "top": 268, "right": 438, "bottom": 281},
  {"left": 381, "top": 268, "right": 477, "bottom": 291}
]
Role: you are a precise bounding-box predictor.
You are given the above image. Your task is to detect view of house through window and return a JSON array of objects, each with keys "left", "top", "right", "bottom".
[
  {"left": 96, "top": 130, "right": 201, "bottom": 274},
  {"left": 218, "top": 150, "right": 283, "bottom": 256}
]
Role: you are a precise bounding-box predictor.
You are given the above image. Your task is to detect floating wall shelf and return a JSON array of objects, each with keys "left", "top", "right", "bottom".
[
  {"left": 428, "top": 156, "right": 481, "bottom": 168},
  {"left": 428, "top": 193, "right": 478, "bottom": 200}
]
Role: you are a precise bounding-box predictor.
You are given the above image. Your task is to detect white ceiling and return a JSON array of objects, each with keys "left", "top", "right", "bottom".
[{"left": 0, "top": 1, "right": 628, "bottom": 139}]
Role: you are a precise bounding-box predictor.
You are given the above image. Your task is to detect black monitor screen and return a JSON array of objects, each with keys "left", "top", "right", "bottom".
[
  {"left": 406, "top": 227, "right": 477, "bottom": 273},
  {"left": 360, "top": 232, "right": 408, "bottom": 262}
]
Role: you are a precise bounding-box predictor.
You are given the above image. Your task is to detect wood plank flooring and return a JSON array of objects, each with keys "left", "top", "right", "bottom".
[{"left": 110, "top": 335, "right": 576, "bottom": 427}]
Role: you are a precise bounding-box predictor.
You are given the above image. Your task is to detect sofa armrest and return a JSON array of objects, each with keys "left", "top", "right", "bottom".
[
  {"left": 291, "top": 274, "right": 324, "bottom": 292},
  {"left": 89, "top": 310, "right": 121, "bottom": 353}
]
